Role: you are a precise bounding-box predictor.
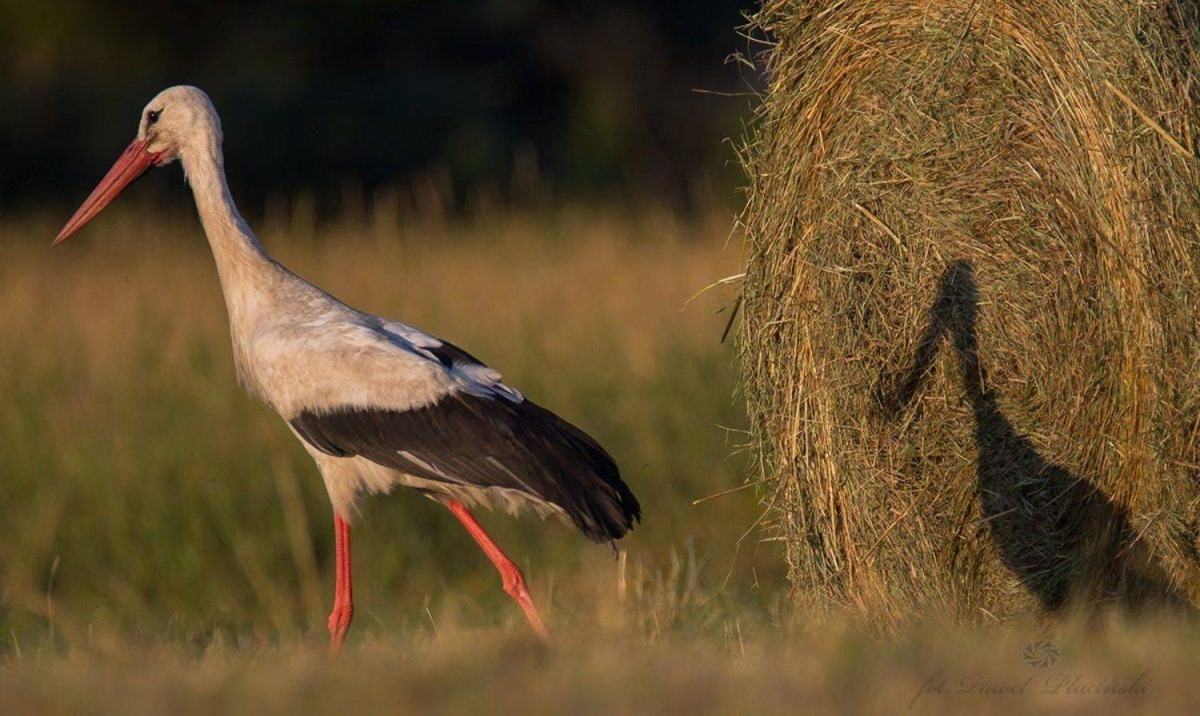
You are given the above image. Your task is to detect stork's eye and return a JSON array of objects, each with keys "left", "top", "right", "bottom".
[{"left": 147, "top": 109, "right": 162, "bottom": 125}]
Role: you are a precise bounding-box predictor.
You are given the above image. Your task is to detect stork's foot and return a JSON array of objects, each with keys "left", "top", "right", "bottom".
[
  {"left": 500, "top": 562, "right": 550, "bottom": 642},
  {"left": 446, "top": 500, "right": 552, "bottom": 643},
  {"left": 328, "top": 600, "right": 353, "bottom": 656}
]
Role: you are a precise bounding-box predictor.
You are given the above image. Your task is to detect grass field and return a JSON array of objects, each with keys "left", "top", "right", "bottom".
[{"left": 0, "top": 203, "right": 1197, "bottom": 713}]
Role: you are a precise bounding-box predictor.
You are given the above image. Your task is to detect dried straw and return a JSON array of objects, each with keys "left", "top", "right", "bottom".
[{"left": 738, "top": 0, "right": 1200, "bottom": 626}]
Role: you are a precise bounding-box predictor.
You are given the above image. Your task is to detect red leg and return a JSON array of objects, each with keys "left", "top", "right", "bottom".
[
  {"left": 446, "top": 500, "right": 550, "bottom": 641},
  {"left": 328, "top": 513, "right": 353, "bottom": 655}
]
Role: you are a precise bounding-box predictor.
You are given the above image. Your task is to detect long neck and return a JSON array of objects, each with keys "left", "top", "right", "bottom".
[
  {"left": 180, "top": 136, "right": 265, "bottom": 268},
  {"left": 180, "top": 135, "right": 279, "bottom": 318},
  {"left": 177, "top": 133, "right": 300, "bottom": 397}
]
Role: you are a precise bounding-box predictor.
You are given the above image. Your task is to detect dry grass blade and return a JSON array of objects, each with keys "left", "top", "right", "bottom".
[{"left": 1106, "top": 79, "right": 1195, "bottom": 159}]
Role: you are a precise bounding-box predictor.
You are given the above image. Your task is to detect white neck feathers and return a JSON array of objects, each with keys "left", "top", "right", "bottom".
[
  {"left": 178, "top": 129, "right": 286, "bottom": 384},
  {"left": 181, "top": 135, "right": 268, "bottom": 274}
]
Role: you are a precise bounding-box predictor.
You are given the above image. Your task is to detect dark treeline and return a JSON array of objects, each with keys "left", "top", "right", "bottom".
[{"left": 1, "top": 0, "right": 757, "bottom": 214}]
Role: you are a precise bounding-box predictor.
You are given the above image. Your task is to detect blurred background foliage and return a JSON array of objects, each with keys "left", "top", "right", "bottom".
[{"left": 0, "top": 0, "right": 757, "bottom": 216}]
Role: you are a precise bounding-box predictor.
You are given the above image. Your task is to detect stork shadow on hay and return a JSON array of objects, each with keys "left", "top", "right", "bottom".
[{"left": 878, "top": 261, "right": 1187, "bottom": 615}]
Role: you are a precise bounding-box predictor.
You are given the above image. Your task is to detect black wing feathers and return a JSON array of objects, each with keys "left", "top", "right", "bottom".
[
  {"left": 423, "top": 341, "right": 486, "bottom": 371},
  {"left": 291, "top": 394, "right": 641, "bottom": 542}
]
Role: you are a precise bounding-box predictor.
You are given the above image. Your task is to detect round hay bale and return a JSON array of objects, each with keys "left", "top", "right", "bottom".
[{"left": 739, "top": 0, "right": 1200, "bottom": 625}]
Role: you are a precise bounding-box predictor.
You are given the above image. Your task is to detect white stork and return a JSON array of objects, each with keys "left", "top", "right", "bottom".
[{"left": 53, "top": 86, "right": 641, "bottom": 653}]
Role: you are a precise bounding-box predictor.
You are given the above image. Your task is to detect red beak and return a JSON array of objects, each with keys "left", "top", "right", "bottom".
[{"left": 53, "top": 139, "right": 164, "bottom": 246}]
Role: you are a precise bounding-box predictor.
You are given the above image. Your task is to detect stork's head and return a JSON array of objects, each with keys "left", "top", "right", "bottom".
[{"left": 54, "top": 85, "right": 222, "bottom": 245}]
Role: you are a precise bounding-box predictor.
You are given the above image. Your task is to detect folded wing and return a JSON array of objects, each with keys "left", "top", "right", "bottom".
[{"left": 291, "top": 322, "right": 641, "bottom": 542}]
